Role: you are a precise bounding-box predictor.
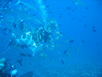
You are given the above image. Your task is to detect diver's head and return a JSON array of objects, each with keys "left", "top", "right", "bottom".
[{"left": 10, "top": 65, "right": 18, "bottom": 76}]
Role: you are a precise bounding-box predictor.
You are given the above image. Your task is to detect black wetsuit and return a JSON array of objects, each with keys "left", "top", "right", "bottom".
[
  {"left": 0, "top": 63, "right": 17, "bottom": 77},
  {"left": 0, "top": 69, "right": 11, "bottom": 77},
  {"left": 39, "top": 29, "right": 50, "bottom": 43}
]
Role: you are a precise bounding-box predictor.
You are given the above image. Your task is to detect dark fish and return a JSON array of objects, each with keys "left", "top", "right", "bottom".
[
  {"left": 17, "top": 60, "right": 23, "bottom": 66},
  {"left": 46, "top": 5, "right": 50, "bottom": 8},
  {"left": 61, "top": 60, "right": 64, "bottom": 64},
  {"left": 26, "top": 54, "right": 32, "bottom": 57},
  {"left": 59, "top": 16, "right": 62, "bottom": 18},
  {"left": 67, "top": 7, "right": 71, "bottom": 10},
  {"left": 81, "top": 40, "right": 85, "bottom": 43},
  {"left": 33, "top": 14, "right": 36, "bottom": 16},
  {"left": 85, "top": 7, "right": 88, "bottom": 10},
  {"left": 63, "top": 50, "right": 67, "bottom": 54},
  {"left": 20, "top": 71, "right": 33, "bottom": 77},
  {"left": 72, "top": 9, "right": 74, "bottom": 12},
  {"left": 2, "top": 27, "right": 7, "bottom": 31},
  {"left": 13, "top": 23, "right": 16, "bottom": 28},
  {"left": 69, "top": 39, "right": 74, "bottom": 43},
  {"left": 92, "top": 26, "right": 95, "bottom": 29},
  {"left": 84, "top": 25, "right": 87, "bottom": 28},
  {"left": 19, "top": 53, "right": 26, "bottom": 57},
  {"left": 93, "top": 29, "right": 96, "bottom": 32}
]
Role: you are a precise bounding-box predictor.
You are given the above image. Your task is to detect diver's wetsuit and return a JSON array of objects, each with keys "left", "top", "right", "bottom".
[
  {"left": 41, "top": 30, "right": 50, "bottom": 42},
  {"left": 38, "top": 27, "right": 50, "bottom": 43},
  {"left": 0, "top": 71, "right": 11, "bottom": 77},
  {"left": 0, "top": 63, "right": 17, "bottom": 77}
]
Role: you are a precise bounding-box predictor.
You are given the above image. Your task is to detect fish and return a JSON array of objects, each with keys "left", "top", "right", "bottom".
[
  {"left": 92, "top": 26, "right": 95, "bottom": 29},
  {"left": 59, "top": 16, "right": 62, "bottom": 18},
  {"left": 63, "top": 50, "right": 70, "bottom": 57},
  {"left": 92, "top": 26, "right": 96, "bottom": 32},
  {"left": 46, "top": 5, "right": 50, "bottom": 8},
  {"left": 2, "top": 27, "right": 7, "bottom": 31},
  {"left": 63, "top": 50, "right": 67, "bottom": 54},
  {"left": 67, "top": 7, "right": 71, "bottom": 10},
  {"left": 69, "top": 39, "right": 74, "bottom": 43},
  {"left": 81, "top": 40, "right": 85, "bottom": 43},
  {"left": 61, "top": 60, "right": 64, "bottom": 64},
  {"left": 13, "top": 23, "right": 16, "bottom": 28},
  {"left": 93, "top": 29, "right": 96, "bottom": 32},
  {"left": 17, "top": 59, "right": 23, "bottom": 66},
  {"left": 85, "top": 7, "right": 88, "bottom": 10},
  {"left": 26, "top": 54, "right": 32, "bottom": 57},
  {"left": 19, "top": 53, "right": 26, "bottom": 57},
  {"left": 84, "top": 25, "right": 87, "bottom": 28}
]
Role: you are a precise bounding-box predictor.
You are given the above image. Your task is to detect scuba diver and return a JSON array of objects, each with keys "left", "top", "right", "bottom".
[
  {"left": 0, "top": 58, "right": 17, "bottom": 77},
  {"left": 37, "top": 27, "right": 51, "bottom": 43}
]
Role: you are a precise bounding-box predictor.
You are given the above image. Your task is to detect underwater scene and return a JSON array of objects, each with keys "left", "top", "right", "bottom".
[{"left": 0, "top": 0, "right": 102, "bottom": 77}]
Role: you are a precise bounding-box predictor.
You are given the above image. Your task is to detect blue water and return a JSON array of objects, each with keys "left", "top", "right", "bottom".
[{"left": 0, "top": 0, "right": 102, "bottom": 77}]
